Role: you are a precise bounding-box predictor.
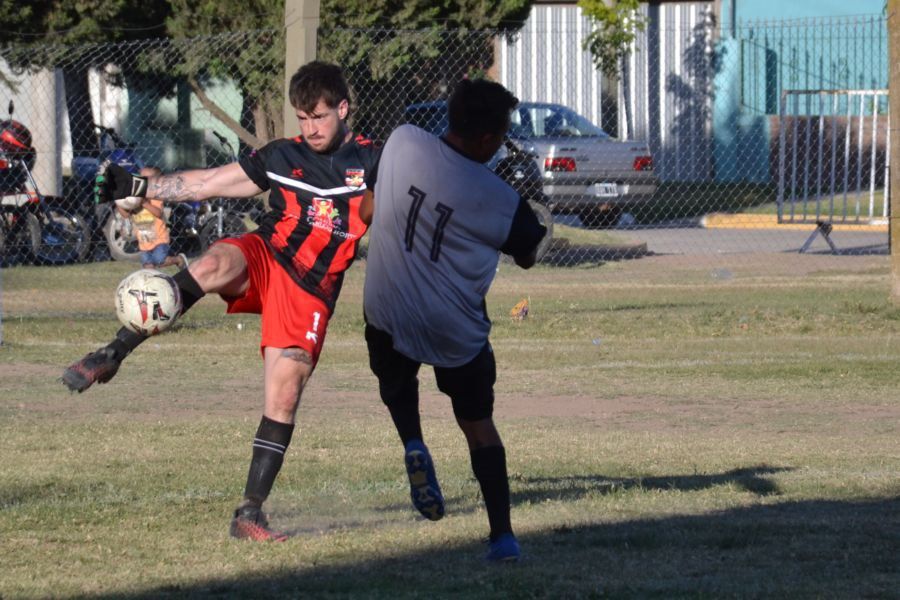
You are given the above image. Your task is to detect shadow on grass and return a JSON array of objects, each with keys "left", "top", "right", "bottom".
[
  {"left": 514, "top": 465, "right": 792, "bottom": 503},
  {"left": 365, "top": 465, "right": 789, "bottom": 523},
  {"left": 85, "top": 495, "right": 899, "bottom": 599},
  {"left": 540, "top": 243, "right": 650, "bottom": 266}
]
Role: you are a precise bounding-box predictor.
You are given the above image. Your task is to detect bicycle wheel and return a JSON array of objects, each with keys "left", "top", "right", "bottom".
[
  {"left": 198, "top": 213, "right": 247, "bottom": 252},
  {"left": 27, "top": 207, "right": 90, "bottom": 265},
  {"left": 103, "top": 211, "right": 142, "bottom": 262}
]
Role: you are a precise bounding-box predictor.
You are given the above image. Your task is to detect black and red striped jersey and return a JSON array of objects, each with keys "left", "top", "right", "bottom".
[{"left": 239, "top": 134, "right": 380, "bottom": 309}]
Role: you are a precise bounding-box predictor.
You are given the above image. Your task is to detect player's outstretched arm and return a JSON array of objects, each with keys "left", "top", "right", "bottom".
[
  {"left": 147, "top": 163, "right": 262, "bottom": 203},
  {"left": 97, "top": 162, "right": 262, "bottom": 205}
]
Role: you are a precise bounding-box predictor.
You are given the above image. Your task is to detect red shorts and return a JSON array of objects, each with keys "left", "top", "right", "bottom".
[{"left": 217, "top": 234, "right": 330, "bottom": 364}]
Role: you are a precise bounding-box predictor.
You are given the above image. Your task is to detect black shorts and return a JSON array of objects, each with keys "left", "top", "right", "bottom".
[{"left": 365, "top": 323, "right": 496, "bottom": 421}]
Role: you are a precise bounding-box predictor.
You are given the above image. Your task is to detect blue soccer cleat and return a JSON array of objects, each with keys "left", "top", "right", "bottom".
[
  {"left": 404, "top": 439, "right": 445, "bottom": 521},
  {"left": 486, "top": 532, "right": 521, "bottom": 562}
]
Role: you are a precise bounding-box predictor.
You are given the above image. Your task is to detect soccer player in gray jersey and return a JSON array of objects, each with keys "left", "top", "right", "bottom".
[{"left": 362, "top": 79, "right": 547, "bottom": 562}]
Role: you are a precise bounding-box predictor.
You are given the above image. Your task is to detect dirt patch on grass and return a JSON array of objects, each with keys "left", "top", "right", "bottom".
[
  {"left": 0, "top": 362, "right": 60, "bottom": 379},
  {"left": 3, "top": 359, "right": 895, "bottom": 437}
]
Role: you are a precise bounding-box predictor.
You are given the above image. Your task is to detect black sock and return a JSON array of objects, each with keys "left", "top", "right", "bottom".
[
  {"left": 107, "top": 269, "right": 206, "bottom": 360},
  {"left": 470, "top": 445, "right": 512, "bottom": 541},
  {"left": 172, "top": 268, "right": 205, "bottom": 312},
  {"left": 387, "top": 403, "right": 423, "bottom": 446},
  {"left": 382, "top": 377, "right": 422, "bottom": 445},
  {"left": 242, "top": 416, "right": 295, "bottom": 506}
]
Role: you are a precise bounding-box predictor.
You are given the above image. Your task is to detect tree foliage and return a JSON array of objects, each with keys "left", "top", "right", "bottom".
[
  {"left": 1, "top": 1, "right": 534, "bottom": 149},
  {"left": 579, "top": 0, "right": 647, "bottom": 77},
  {"left": 0, "top": 0, "right": 170, "bottom": 55},
  {"left": 318, "top": 0, "right": 532, "bottom": 140},
  {"left": 151, "top": 0, "right": 286, "bottom": 147},
  {"left": 0, "top": 1, "right": 173, "bottom": 154}
]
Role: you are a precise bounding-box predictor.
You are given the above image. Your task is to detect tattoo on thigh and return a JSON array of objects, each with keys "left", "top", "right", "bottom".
[{"left": 281, "top": 348, "right": 313, "bottom": 365}]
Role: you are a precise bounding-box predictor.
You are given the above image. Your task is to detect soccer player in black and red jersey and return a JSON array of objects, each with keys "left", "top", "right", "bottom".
[{"left": 62, "top": 61, "right": 380, "bottom": 541}]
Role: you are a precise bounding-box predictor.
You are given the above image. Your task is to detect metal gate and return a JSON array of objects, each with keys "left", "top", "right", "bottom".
[{"left": 777, "top": 89, "right": 890, "bottom": 226}]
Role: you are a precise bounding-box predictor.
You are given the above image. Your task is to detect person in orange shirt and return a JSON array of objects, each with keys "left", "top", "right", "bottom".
[{"left": 116, "top": 166, "right": 186, "bottom": 270}]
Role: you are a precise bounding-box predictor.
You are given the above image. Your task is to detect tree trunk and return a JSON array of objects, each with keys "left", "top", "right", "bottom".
[
  {"left": 186, "top": 77, "right": 263, "bottom": 149},
  {"left": 63, "top": 68, "right": 96, "bottom": 157},
  {"left": 252, "top": 102, "right": 272, "bottom": 146}
]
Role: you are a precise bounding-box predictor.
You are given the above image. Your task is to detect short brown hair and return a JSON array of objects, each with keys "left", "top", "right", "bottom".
[{"left": 288, "top": 61, "right": 351, "bottom": 115}]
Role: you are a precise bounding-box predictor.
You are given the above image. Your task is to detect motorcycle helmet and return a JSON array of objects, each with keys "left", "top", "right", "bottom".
[
  {"left": 0, "top": 119, "right": 36, "bottom": 193},
  {"left": 0, "top": 119, "right": 37, "bottom": 170}
]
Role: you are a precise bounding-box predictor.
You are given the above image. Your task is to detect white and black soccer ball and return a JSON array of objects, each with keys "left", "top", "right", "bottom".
[{"left": 115, "top": 269, "right": 182, "bottom": 336}]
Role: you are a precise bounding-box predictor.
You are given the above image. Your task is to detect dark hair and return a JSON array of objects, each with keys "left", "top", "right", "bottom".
[
  {"left": 288, "top": 61, "right": 351, "bottom": 114},
  {"left": 447, "top": 79, "right": 518, "bottom": 138}
]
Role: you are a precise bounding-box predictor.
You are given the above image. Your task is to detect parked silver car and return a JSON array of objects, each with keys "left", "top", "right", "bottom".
[{"left": 404, "top": 101, "right": 658, "bottom": 227}]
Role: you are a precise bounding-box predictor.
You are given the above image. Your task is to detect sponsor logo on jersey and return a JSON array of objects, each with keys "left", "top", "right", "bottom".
[
  {"left": 291, "top": 167, "right": 304, "bottom": 178},
  {"left": 345, "top": 168, "right": 364, "bottom": 188},
  {"left": 307, "top": 197, "right": 356, "bottom": 240}
]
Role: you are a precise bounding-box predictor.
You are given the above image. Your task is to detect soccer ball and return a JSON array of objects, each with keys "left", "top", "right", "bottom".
[{"left": 115, "top": 269, "right": 182, "bottom": 336}]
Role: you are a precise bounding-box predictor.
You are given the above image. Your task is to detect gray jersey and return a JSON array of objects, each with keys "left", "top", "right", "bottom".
[{"left": 364, "top": 124, "right": 521, "bottom": 367}]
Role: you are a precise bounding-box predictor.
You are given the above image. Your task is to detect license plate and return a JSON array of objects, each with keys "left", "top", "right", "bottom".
[{"left": 590, "top": 183, "right": 618, "bottom": 197}]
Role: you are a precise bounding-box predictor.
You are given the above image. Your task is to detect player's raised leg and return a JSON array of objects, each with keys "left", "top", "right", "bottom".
[
  {"left": 230, "top": 345, "right": 311, "bottom": 541},
  {"left": 61, "top": 243, "right": 246, "bottom": 392}
]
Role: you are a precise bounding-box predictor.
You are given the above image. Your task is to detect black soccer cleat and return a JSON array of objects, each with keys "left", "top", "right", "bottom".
[{"left": 61, "top": 347, "right": 122, "bottom": 393}]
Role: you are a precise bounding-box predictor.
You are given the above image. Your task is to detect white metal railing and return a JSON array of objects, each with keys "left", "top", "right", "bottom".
[{"left": 777, "top": 89, "right": 890, "bottom": 225}]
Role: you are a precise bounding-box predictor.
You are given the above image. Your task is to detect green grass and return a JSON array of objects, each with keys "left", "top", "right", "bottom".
[
  {"left": 744, "top": 187, "right": 888, "bottom": 219},
  {"left": 1, "top": 256, "right": 898, "bottom": 598},
  {"left": 633, "top": 182, "right": 777, "bottom": 223}
]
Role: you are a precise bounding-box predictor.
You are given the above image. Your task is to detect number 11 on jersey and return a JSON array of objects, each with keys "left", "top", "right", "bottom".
[{"left": 404, "top": 185, "right": 454, "bottom": 262}]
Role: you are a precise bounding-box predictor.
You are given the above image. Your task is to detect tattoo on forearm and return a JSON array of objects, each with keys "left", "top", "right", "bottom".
[
  {"left": 149, "top": 175, "right": 203, "bottom": 202},
  {"left": 281, "top": 348, "right": 313, "bottom": 365}
]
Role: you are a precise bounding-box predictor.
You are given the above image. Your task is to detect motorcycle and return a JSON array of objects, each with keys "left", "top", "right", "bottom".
[
  {"left": 102, "top": 129, "right": 256, "bottom": 262},
  {"left": 194, "top": 131, "right": 255, "bottom": 251},
  {"left": 69, "top": 124, "right": 145, "bottom": 261},
  {"left": 0, "top": 101, "right": 90, "bottom": 265}
]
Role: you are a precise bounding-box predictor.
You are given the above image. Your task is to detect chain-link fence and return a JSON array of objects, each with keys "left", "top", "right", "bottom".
[
  {"left": 0, "top": 30, "right": 279, "bottom": 268},
  {"left": 0, "top": 11, "right": 890, "bottom": 275}
]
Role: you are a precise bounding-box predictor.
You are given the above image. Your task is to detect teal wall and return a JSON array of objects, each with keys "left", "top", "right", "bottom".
[
  {"left": 722, "top": 0, "right": 885, "bottom": 26},
  {"left": 712, "top": 1, "right": 886, "bottom": 183}
]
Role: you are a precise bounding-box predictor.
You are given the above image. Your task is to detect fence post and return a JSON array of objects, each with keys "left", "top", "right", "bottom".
[
  {"left": 890, "top": 1, "right": 900, "bottom": 303},
  {"left": 283, "top": 0, "right": 321, "bottom": 139}
]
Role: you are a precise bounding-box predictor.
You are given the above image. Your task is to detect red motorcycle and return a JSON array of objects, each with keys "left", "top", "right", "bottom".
[{"left": 0, "top": 101, "right": 89, "bottom": 265}]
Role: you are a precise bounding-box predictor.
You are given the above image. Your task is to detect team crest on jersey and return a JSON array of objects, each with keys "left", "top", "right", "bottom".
[
  {"left": 345, "top": 168, "right": 364, "bottom": 188},
  {"left": 308, "top": 198, "right": 343, "bottom": 230}
]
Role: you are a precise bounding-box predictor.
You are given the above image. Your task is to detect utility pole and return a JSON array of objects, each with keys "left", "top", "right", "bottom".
[
  {"left": 891, "top": 1, "right": 900, "bottom": 302},
  {"left": 283, "top": 0, "right": 321, "bottom": 138}
]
